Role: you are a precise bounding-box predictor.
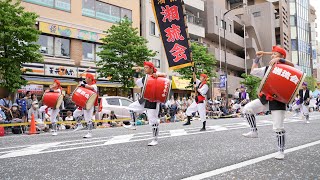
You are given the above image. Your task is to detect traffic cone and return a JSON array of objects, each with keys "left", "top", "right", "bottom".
[{"left": 28, "top": 114, "right": 38, "bottom": 135}]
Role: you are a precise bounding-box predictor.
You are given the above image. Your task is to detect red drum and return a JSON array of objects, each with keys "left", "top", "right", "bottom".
[
  {"left": 42, "top": 92, "right": 63, "bottom": 109},
  {"left": 71, "top": 87, "right": 97, "bottom": 109},
  {"left": 258, "top": 63, "right": 306, "bottom": 104},
  {"left": 141, "top": 75, "right": 171, "bottom": 103}
]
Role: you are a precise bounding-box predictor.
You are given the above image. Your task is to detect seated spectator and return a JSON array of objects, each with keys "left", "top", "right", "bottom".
[
  {"left": 65, "top": 111, "right": 75, "bottom": 129},
  {"left": 28, "top": 101, "right": 48, "bottom": 132},
  {"left": 165, "top": 113, "right": 171, "bottom": 123},
  {"left": 110, "top": 111, "right": 121, "bottom": 127},
  {"left": 10, "top": 103, "right": 23, "bottom": 123},
  {"left": 0, "top": 93, "right": 13, "bottom": 119},
  {"left": 0, "top": 107, "right": 7, "bottom": 124},
  {"left": 175, "top": 109, "right": 185, "bottom": 122},
  {"left": 101, "top": 113, "right": 109, "bottom": 127}
]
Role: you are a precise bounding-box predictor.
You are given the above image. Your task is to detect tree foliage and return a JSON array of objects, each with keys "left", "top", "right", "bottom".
[
  {"left": 96, "top": 18, "right": 156, "bottom": 93},
  {"left": 240, "top": 73, "right": 261, "bottom": 99},
  {"left": 0, "top": 0, "right": 43, "bottom": 92},
  {"left": 173, "top": 42, "right": 216, "bottom": 85},
  {"left": 304, "top": 76, "right": 317, "bottom": 91}
]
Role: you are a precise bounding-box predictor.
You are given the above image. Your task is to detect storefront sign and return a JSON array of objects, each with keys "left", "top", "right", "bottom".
[
  {"left": 39, "top": 22, "right": 106, "bottom": 43},
  {"left": 22, "top": 63, "right": 45, "bottom": 75},
  {"left": 18, "top": 84, "right": 43, "bottom": 94},
  {"left": 45, "top": 65, "right": 77, "bottom": 78}
]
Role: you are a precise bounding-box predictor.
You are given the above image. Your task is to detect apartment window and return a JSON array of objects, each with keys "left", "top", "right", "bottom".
[
  {"left": 220, "top": 20, "right": 226, "bottom": 29},
  {"left": 252, "top": 11, "right": 261, "bottom": 17},
  {"left": 37, "top": 35, "right": 70, "bottom": 58},
  {"left": 215, "top": 16, "right": 218, "bottom": 26},
  {"left": 229, "top": 24, "right": 232, "bottom": 32},
  {"left": 82, "top": 0, "right": 95, "bottom": 17},
  {"left": 151, "top": 59, "right": 160, "bottom": 68},
  {"left": 82, "top": 0, "right": 132, "bottom": 23},
  {"left": 150, "top": 21, "right": 156, "bottom": 36},
  {"left": 24, "top": 0, "right": 70, "bottom": 11}
]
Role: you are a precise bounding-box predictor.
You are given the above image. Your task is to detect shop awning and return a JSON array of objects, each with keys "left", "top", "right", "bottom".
[
  {"left": 171, "top": 76, "right": 192, "bottom": 90},
  {"left": 22, "top": 75, "right": 78, "bottom": 86},
  {"left": 96, "top": 81, "right": 123, "bottom": 88}
]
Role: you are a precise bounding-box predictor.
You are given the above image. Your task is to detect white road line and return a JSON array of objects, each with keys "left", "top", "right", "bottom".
[
  {"left": 182, "top": 139, "right": 320, "bottom": 180},
  {"left": 208, "top": 125, "right": 228, "bottom": 131},
  {"left": 0, "top": 142, "right": 61, "bottom": 159},
  {"left": 104, "top": 134, "right": 134, "bottom": 145},
  {"left": 170, "top": 129, "right": 187, "bottom": 136}
]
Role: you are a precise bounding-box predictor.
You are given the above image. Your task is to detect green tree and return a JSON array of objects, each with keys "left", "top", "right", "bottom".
[
  {"left": 96, "top": 18, "right": 156, "bottom": 93},
  {"left": 304, "top": 76, "right": 317, "bottom": 91},
  {"left": 0, "top": 0, "right": 43, "bottom": 93},
  {"left": 240, "top": 73, "right": 261, "bottom": 99},
  {"left": 173, "top": 42, "right": 216, "bottom": 85}
]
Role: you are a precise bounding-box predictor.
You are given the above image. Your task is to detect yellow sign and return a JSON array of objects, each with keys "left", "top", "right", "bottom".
[
  {"left": 39, "top": 22, "right": 106, "bottom": 43},
  {"left": 171, "top": 76, "right": 192, "bottom": 90}
]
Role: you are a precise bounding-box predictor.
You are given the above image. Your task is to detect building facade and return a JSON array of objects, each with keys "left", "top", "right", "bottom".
[
  {"left": 20, "top": 0, "right": 140, "bottom": 96},
  {"left": 290, "top": 0, "right": 312, "bottom": 76}
]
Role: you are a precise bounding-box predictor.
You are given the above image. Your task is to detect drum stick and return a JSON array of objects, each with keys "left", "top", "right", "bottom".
[{"left": 80, "top": 67, "right": 91, "bottom": 77}]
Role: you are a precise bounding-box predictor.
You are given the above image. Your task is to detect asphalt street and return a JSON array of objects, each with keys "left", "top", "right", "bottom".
[{"left": 1, "top": 112, "right": 320, "bottom": 180}]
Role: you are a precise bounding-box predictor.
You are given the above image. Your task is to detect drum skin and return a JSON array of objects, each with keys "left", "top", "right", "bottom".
[
  {"left": 142, "top": 75, "right": 171, "bottom": 103},
  {"left": 42, "top": 92, "right": 63, "bottom": 109},
  {"left": 258, "top": 63, "right": 306, "bottom": 104},
  {"left": 71, "top": 87, "right": 97, "bottom": 109}
]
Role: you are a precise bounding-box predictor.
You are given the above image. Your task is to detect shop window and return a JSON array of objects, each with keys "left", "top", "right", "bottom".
[
  {"left": 38, "top": 35, "right": 54, "bottom": 56},
  {"left": 82, "top": 0, "right": 132, "bottom": 23},
  {"left": 54, "top": 37, "right": 70, "bottom": 57},
  {"left": 23, "top": 0, "right": 70, "bottom": 12},
  {"left": 252, "top": 11, "right": 261, "bottom": 17},
  {"left": 82, "top": 42, "right": 94, "bottom": 61},
  {"left": 95, "top": 44, "right": 102, "bottom": 61}
]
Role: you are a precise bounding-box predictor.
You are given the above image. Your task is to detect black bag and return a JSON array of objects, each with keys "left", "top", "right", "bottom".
[{"left": 12, "top": 126, "right": 22, "bottom": 134}]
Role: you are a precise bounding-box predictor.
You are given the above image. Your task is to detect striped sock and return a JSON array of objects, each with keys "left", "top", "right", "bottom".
[
  {"left": 276, "top": 130, "right": 286, "bottom": 152},
  {"left": 245, "top": 114, "right": 257, "bottom": 132}
]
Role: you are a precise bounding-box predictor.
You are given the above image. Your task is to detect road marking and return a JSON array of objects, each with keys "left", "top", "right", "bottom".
[
  {"left": 182, "top": 139, "right": 320, "bottom": 180},
  {"left": 208, "top": 125, "right": 228, "bottom": 131},
  {"left": 0, "top": 142, "right": 60, "bottom": 159},
  {"left": 104, "top": 134, "right": 134, "bottom": 145},
  {"left": 170, "top": 129, "right": 187, "bottom": 136}
]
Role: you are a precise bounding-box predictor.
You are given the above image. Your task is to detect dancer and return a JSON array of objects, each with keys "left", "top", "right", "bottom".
[
  {"left": 45, "top": 79, "right": 62, "bottom": 136},
  {"left": 123, "top": 61, "right": 166, "bottom": 146},
  {"left": 292, "top": 82, "right": 312, "bottom": 123},
  {"left": 233, "top": 85, "right": 250, "bottom": 113},
  {"left": 73, "top": 74, "right": 98, "bottom": 138},
  {"left": 242, "top": 46, "right": 295, "bottom": 160},
  {"left": 183, "top": 74, "right": 209, "bottom": 131}
]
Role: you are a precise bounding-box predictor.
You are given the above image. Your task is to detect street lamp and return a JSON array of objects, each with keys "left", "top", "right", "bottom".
[{"left": 223, "top": 3, "right": 244, "bottom": 109}]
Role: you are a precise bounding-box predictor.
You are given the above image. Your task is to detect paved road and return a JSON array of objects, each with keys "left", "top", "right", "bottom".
[{"left": 1, "top": 112, "right": 320, "bottom": 180}]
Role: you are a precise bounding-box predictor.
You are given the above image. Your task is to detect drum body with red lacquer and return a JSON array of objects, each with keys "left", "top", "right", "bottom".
[
  {"left": 42, "top": 92, "right": 63, "bottom": 109},
  {"left": 141, "top": 75, "right": 171, "bottom": 103},
  {"left": 71, "top": 87, "right": 97, "bottom": 109},
  {"left": 258, "top": 63, "right": 306, "bottom": 104}
]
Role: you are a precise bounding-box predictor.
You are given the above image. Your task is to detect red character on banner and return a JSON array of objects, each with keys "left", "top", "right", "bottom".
[
  {"left": 169, "top": 43, "right": 187, "bottom": 62},
  {"left": 164, "top": 24, "right": 185, "bottom": 42},
  {"left": 160, "top": 5, "right": 180, "bottom": 22}
]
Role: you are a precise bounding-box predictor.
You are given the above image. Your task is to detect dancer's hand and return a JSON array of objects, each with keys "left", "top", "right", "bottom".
[
  {"left": 256, "top": 51, "right": 264, "bottom": 57},
  {"left": 269, "top": 57, "right": 280, "bottom": 66}
]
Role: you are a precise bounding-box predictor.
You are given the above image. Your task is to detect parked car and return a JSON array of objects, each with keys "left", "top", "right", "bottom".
[{"left": 98, "top": 96, "right": 133, "bottom": 120}]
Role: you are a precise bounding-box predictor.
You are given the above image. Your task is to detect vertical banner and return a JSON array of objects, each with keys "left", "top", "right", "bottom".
[
  {"left": 151, "top": 0, "right": 192, "bottom": 70},
  {"left": 219, "top": 75, "right": 226, "bottom": 88}
]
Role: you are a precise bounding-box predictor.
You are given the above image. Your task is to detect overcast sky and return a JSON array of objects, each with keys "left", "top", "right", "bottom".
[{"left": 310, "top": 0, "right": 320, "bottom": 41}]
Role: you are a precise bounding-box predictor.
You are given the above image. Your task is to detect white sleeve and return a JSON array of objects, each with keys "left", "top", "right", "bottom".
[
  {"left": 310, "top": 91, "right": 313, "bottom": 98},
  {"left": 198, "top": 84, "right": 208, "bottom": 96},
  {"left": 89, "top": 84, "right": 98, "bottom": 92},
  {"left": 196, "top": 79, "right": 201, "bottom": 86},
  {"left": 246, "top": 93, "right": 250, "bottom": 100},
  {"left": 250, "top": 67, "right": 266, "bottom": 78},
  {"left": 136, "top": 78, "right": 144, "bottom": 87}
]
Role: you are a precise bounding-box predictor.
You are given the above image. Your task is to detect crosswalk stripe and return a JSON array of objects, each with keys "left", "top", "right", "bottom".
[
  {"left": 170, "top": 129, "right": 187, "bottom": 136},
  {"left": 104, "top": 134, "right": 134, "bottom": 145}
]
